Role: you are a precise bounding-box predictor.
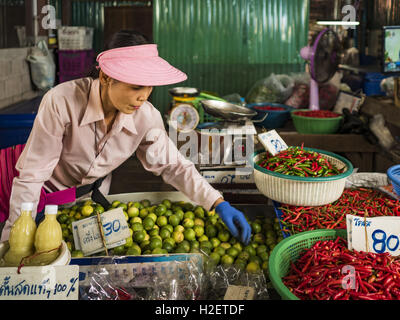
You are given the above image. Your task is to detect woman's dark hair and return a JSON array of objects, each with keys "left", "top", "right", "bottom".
[{"left": 86, "top": 29, "right": 152, "bottom": 79}]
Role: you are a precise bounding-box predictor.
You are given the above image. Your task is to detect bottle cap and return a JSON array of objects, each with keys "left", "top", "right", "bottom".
[
  {"left": 21, "top": 202, "right": 34, "bottom": 211},
  {"left": 44, "top": 205, "right": 58, "bottom": 215}
]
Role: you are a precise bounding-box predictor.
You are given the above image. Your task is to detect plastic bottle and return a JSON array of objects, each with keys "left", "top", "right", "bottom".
[
  {"left": 3, "top": 202, "right": 37, "bottom": 267},
  {"left": 32, "top": 205, "right": 62, "bottom": 265}
]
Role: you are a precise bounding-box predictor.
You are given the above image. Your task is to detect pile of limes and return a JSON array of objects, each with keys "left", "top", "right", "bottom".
[{"left": 57, "top": 199, "right": 284, "bottom": 278}]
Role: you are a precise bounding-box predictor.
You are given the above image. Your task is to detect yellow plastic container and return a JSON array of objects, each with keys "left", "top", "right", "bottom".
[
  {"left": 2, "top": 202, "right": 37, "bottom": 267},
  {"left": 32, "top": 205, "right": 63, "bottom": 266}
]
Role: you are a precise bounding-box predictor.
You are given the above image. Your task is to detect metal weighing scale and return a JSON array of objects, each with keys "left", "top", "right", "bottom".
[{"left": 196, "top": 100, "right": 267, "bottom": 185}]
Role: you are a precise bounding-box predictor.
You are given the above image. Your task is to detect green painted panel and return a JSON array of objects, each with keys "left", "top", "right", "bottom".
[{"left": 152, "top": 0, "right": 309, "bottom": 116}]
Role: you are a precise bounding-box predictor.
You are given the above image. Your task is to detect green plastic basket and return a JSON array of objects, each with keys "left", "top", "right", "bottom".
[
  {"left": 268, "top": 229, "right": 347, "bottom": 300},
  {"left": 291, "top": 109, "right": 343, "bottom": 134}
]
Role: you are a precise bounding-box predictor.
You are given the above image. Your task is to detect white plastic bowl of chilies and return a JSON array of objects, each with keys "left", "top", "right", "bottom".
[{"left": 251, "top": 147, "right": 354, "bottom": 206}]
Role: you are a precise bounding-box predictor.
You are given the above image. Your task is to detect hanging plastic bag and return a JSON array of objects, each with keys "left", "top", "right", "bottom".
[
  {"left": 26, "top": 40, "right": 56, "bottom": 91},
  {"left": 246, "top": 73, "right": 294, "bottom": 104}
]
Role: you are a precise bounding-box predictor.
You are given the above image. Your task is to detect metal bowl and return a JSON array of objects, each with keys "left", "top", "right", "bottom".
[
  {"left": 200, "top": 100, "right": 257, "bottom": 121},
  {"left": 168, "top": 87, "right": 200, "bottom": 98}
]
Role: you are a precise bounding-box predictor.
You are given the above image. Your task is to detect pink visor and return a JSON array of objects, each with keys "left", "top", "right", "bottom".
[{"left": 96, "top": 44, "right": 187, "bottom": 86}]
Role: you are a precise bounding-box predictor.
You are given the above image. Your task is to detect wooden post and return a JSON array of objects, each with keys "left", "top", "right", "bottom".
[{"left": 394, "top": 77, "right": 400, "bottom": 108}]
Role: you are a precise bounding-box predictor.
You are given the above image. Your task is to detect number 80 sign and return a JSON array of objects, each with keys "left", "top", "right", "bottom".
[{"left": 347, "top": 215, "right": 400, "bottom": 256}]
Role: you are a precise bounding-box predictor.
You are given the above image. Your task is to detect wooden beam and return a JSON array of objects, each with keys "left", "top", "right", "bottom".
[{"left": 62, "top": 0, "right": 71, "bottom": 26}]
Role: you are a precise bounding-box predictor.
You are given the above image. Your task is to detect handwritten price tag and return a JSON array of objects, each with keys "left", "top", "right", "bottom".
[
  {"left": 72, "top": 207, "right": 130, "bottom": 256},
  {"left": 257, "top": 130, "right": 288, "bottom": 156},
  {"left": 0, "top": 265, "right": 79, "bottom": 300},
  {"left": 346, "top": 214, "right": 400, "bottom": 256}
]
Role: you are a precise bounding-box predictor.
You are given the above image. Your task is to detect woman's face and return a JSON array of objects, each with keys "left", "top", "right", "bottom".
[{"left": 100, "top": 71, "right": 153, "bottom": 114}]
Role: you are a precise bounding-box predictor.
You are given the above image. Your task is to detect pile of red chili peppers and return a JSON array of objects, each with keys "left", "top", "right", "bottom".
[
  {"left": 283, "top": 237, "right": 400, "bottom": 300},
  {"left": 293, "top": 110, "right": 341, "bottom": 118},
  {"left": 279, "top": 188, "right": 400, "bottom": 235},
  {"left": 257, "top": 146, "right": 343, "bottom": 177}
]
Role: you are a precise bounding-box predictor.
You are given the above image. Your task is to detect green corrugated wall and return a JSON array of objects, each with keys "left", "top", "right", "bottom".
[
  {"left": 50, "top": 0, "right": 309, "bottom": 116},
  {"left": 152, "top": 0, "right": 309, "bottom": 115}
]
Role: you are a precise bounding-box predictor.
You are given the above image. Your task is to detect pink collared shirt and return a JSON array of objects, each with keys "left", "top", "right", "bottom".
[{"left": 1, "top": 77, "right": 222, "bottom": 240}]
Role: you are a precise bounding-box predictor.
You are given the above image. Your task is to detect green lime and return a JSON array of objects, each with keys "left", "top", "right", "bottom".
[
  {"left": 221, "top": 254, "right": 234, "bottom": 266},
  {"left": 149, "top": 229, "right": 159, "bottom": 237},
  {"left": 244, "top": 245, "right": 256, "bottom": 256},
  {"left": 164, "top": 210, "right": 173, "bottom": 217},
  {"left": 246, "top": 261, "right": 260, "bottom": 273},
  {"left": 164, "top": 237, "right": 176, "bottom": 248},
  {"left": 155, "top": 204, "right": 167, "bottom": 216},
  {"left": 174, "top": 246, "right": 187, "bottom": 254},
  {"left": 147, "top": 213, "right": 158, "bottom": 223},
  {"left": 126, "top": 246, "right": 141, "bottom": 256},
  {"left": 194, "top": 218, "right": 205, "bottom": 227},
  {"left": 209, "top": 252, "right": 221, "bottom": 264},
  {"left": 71, "top": 250, "right": 84, "bottom": 258},
  {"left": 127, "top": 206, "right": 139, "bottom": 218},
  {"left": 62, "top": 229, "right": 70, "bottom": 238},
  {"left": 198, "top": 235, "right": 209, "bottom": 242},
  {"left": 234, "top": 259, "right": 247, "bottom": 270},
  {"left": 174, "top": 225, "right": 185, "bottom": 233},
  {"left": 218, "top": 230, "right": 230, "bottom": 242},
  {"left": 111, "top": 200, "right": 121, "bottom": 208},
  {"left": 140, "top": 240, "right": 150, "bottom": 250},
  {"left": 156, "top": 216, "right": 168, "bottom": 227},
  {"left": 141, "top": 199, "right": 151, "bottom": 208},
  {"left": 117, "top": 203, "right": 128, "bottom": 211},
  {"left": 162, "top": 241, "right": 174, "bottom": 252},
  {"left": 184, "top": 211, "right": 195, "bottom": 220},
  {"left": 193, "top": 225, "right": 204, "bottom": 238},
  {"left": 130, "top": 217, "right": 142, "bottom": 225},
  {"left": 169, "top": 214, "right": 180, "bottom": 227},
  {"left": 210, "top": 237, "right": 221, "bottom": 248},
  {"left": 161, "top": 199, "right": 172, "bottom": 209},
  {"left": 253, "top": 233, "right": 265, "bottom": 244},
  {"left": 220, "top": 242, "right": 231, "bottom": 250},
  {"left": 175, "top": 210, "right": 184, "bottom": 221},
  {"left": 172, "top": 231, "right": 184, "bottom": 244},
  {"left": 81, "top": 205, "right": 94, "bottom": 217},
  {"left": 131, "top": 222, "right": 144, "bottom": 232},
  {"left": 159, "top": 228, "right": 171, "bottom": 239},
  {"left": 57, "top": 213, "right": 69, "bottom": 224},
  {"left": 233, "top": 242, "right": 243, "bottom": 252},
  {"left": 132, "top": 201, "right": 141, "bottom": 208},
  {"left": 162, "top": 225, "right": 174, "bottom": 234},
  {"left": 251, "top": 222, "right": 262, "bottom": 233},
  {"left": 143, "top": 217, "right": 155, "bottom": 230},
  {"left": 194, "top": 207, "right": 205, "bottom": 219},
  {"left": 133, "top": 230, "right": 146, "bottom": 243},
  {"left": 227, "top": 247, "right": 240, "bottom": 258},
  {"left": 200, "top": 240, "right": 213, "bottom": 252},
  {"left": 150, "top": 238, "right": 163, "bottom": 250},
  {"left": 205, "top": 225, "right": 218, "bottom": 238},
  {"left": 258, "top": 251, "right": 269, "bottom": 262},
  {"left": 139, "top": 208, "right": 149, "bottom": 219},
  {"left": 184, "top": 228, "right": 196, "bottom": 241},
  {"left": 183, "top": 218, "right": 194, "bottom": 228},
  {"left": 113, "top": 245, "right": 126, "bottom": 255},
  {"left": 190, "top": 240, "right": 200, "bottom": 250},
  {"left": 123, "top": 211, "right": 129, "bottom": 221},
  {"left": 249, "top": 255, "right": 262, "bottom": 266},
  {"left": 237, "top": 251, "right": 250, "bottom": 261},
  {"left": 214, "top": 246, "right": 226, "bottom": 256},
  {"left": 180, "top": 240, "right": 191, "bottom": 252},
  {"left": 124, "top": 237, "right": 134, "bottom": 248},
  {"left": 148, "top": 206, "right": 156, "bottom": 213},
  {"left": 152, "top": 247, "right": 166, "bottom": 254}
]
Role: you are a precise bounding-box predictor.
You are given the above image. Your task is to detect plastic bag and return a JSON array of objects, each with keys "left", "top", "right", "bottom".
[
  {"left": 246, "top": 73, "right": 294, "bottom": 104},
  {"left": 203, "top": 259, "right": 270, "bottom": 300},
  {"left": 284, "top": 72, "right": 310, "bottom": 108},
  {"left": 222, "top": 93, "right": 246, "bottom": 107},
  {"left": 26, "top": 40, "right": 56, "bottom": 91},
  {"left": 381, "top": 77, "right": 395, "bottom": 97}
]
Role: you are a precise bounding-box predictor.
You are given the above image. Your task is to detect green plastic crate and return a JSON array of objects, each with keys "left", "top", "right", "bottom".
[{"left": 268, "top": 229, "right": 347, "bottom": 300}]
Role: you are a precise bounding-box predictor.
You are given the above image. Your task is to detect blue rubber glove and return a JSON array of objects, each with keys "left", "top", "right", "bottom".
[{"left": 215, "top": 201, "right": 251, "bottom": 245}]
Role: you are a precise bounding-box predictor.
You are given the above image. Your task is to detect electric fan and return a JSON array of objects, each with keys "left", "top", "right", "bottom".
[{"left": 300, "top": 28, "right": 341, "bottom": 110}]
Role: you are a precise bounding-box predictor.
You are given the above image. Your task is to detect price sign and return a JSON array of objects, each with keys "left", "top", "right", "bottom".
[
  {"left": 0, "top": 265, "right": 79, "bottom": 300},
  {"left": 346, "top": 214, "right": 400, "bottom": 256},
  {"left": 257, "top": 130, "right": 288, "bottom": 156},
  {"left": 72, "top": 207, "right": 130, "bottom": 256}
]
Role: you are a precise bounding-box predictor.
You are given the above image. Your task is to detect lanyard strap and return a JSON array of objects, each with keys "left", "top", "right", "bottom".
[{"left": 75, "top": 176, "right": 110, "bottom": 209}]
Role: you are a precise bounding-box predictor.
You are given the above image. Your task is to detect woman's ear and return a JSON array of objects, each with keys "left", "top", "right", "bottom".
[{"left": 99, "top": 70, "right": 110, "bottom": 85}]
